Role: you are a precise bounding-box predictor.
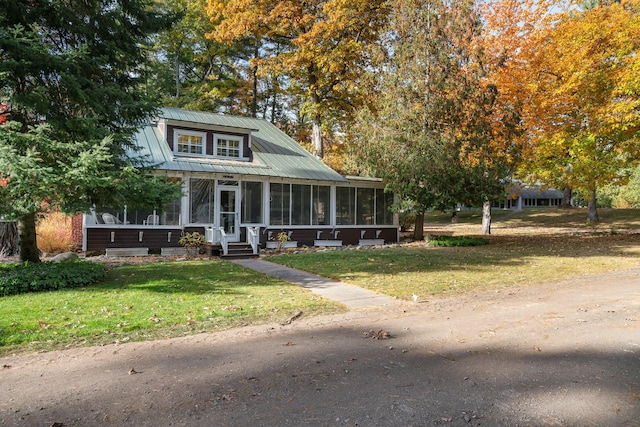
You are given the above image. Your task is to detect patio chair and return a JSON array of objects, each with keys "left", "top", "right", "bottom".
[
  {"left": 102, "top": 213, "right": 121, "bottom": 224},
  {"left": 144, "top": 214, "right": 160, "bottom": 226}
]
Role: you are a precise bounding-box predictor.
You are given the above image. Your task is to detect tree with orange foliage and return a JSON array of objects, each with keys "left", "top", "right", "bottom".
[
  {"left": 483, "top": 0, "right": 640, "bottom": 222},
  {"left": 0, "top": 104, "right": 8, "bottom": 125},
  {"left": 207, "top": 0, "right": 388, "bottom": 158}
]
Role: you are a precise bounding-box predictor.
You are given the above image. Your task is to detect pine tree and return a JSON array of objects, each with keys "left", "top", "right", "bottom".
[{"left": 0, "top": 0, "right": 181, "bottom": 262}]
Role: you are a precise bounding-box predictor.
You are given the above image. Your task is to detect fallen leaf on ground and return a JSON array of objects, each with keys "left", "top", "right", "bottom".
[
  {"left": 281, "top": 310, "right": 303, "bottom": 325},
  {"left": 364, "top": 330, "right": 391, "bottom": 339}
]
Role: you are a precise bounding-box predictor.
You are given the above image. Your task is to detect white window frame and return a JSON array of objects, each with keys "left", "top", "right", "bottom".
[
  {"left": 174, "top": 129, "right": 207, "bottom": 157},
  {"left": 214, "top": 133, "right": 243, "bottom": 159}
]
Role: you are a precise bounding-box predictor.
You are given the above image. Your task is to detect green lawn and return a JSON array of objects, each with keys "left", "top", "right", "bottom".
[
  {"left": 270, "top": 208, "right": 640, "bottom": 300},
  {"left": 425, "top": 207, "right": 640, "bottom": 231},
  {"left": 0, "top": 260, "right": 345, "bottom": 355}
]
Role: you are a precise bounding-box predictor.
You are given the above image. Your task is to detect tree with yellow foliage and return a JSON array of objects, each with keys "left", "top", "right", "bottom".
[
  {"left": 483, "top": 0, "right": 640, "bottom": 221},
  {"left": 207, "top": 0, "right": 388, "bottom": 158}
]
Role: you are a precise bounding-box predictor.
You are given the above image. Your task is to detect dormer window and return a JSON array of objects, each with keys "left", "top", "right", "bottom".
[
  {"left": 174, "top": 129, "right": 206, "bottom": 156},
  {"left": 215, "top": 134, "right": 243, "bottom": 159}
]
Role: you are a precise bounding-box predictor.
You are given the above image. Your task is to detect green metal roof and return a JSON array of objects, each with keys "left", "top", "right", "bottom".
[{"left": 130, "top": 108, "right": 347, "bottom": 183}]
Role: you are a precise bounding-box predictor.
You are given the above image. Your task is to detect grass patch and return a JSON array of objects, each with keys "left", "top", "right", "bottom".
[
  {"left": 425, "top": 208, "right": 640, "bottom": 231},
  {"left": 0, "top": 260, "right": 344, "bottom": 355},
  {"left": 270, "top": 208, "right": 640, "bottom": 301}
]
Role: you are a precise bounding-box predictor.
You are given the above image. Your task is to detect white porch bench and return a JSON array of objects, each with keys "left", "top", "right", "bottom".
[
  {"left": 105, "top": 247, "right": 149, "bottom": 257},
  {"left": 314, "top": 240, "right": 343, "bottom": 247},
  {"left": 358, "top": 239, "right": 385, "bottom": 246},
  {"left": 161, "top": 247, "right": 188, "bottom": 256}
]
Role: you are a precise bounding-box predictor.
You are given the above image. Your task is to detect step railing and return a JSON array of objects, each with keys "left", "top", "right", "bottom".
[
  {"left": 218, "top": 228, "right": 229, "bottom": 256},
  {"left": 247, "top": 226, "right": 259, "bottom": 255}
]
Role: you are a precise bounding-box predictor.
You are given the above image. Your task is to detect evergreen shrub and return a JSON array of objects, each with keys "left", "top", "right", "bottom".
[{"left": 427, "top": 235, "right": 489, "bottom": 247}]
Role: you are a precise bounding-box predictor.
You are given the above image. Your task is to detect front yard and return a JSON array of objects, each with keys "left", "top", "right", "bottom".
[
  {"left": 2, "top": 208, "right": 639, "bottom": 355},
  {"left": 0, "top": 260, "right": 344, "bottom": 355}
]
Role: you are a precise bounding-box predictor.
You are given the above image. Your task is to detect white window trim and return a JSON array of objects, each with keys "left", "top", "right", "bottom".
[
  {"left": 214, "top": 133, "right": 244, "bottom": 159},
  {"left": 174, "top": 129, "right": 207, "bottom": 157}
]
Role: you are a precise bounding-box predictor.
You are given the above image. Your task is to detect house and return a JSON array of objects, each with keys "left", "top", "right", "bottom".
[
  {"left": 80, "top": 108, "right": 398, "bottom": 255},
  {"left": 492, "top": 183, "right": 565, "bottom": 210}
]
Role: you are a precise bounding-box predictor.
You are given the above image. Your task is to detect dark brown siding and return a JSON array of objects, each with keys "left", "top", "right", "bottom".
[
  {"left": 86, "top": 226, "right": 397, "bottom": 252},
  {"left": 166, "top": 124, "right": 251, "bottom": 158},
  {"left": 86, "top": 227, "right": 184, "bottom": 252},
  {"left": 261, "top": 227, "right": 398, "bottom": 247},
  {"left": 166, "top": 124, "right": 174, "bottom": 151},
  {"left": 206, "top": 132, "right": 214, "bottom": 155},
  {"left": 243, "top": 135, "right": 251, "bottom": 160}
]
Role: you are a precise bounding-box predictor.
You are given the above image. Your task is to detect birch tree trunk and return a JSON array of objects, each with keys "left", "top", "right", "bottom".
[
  {"left": 311, "top": 120, "right": 323, "bottom": 158},
  {"left": 482, "top": 200, "right": 492, "bottom": 235}
]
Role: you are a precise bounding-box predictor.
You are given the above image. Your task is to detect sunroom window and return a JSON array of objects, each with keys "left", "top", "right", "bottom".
[
  {"left": 94, "top": 197, "right": 182, "bottom": 226},
  {"left": 270, "top": 183, "right": 331, "bottom": 226},
  {"left": 375, "top": 189, "right": 394, "bottom": 225},
  {"left": 312, "top": 186, "right": 330, "bottom": 225},
  {"left": 357, "top": 188, "right": 375, "bottom": 225},
  {"left": 336, "top": 186, "right": 394, "bottom": 226},
  {"left": 336, "top": 187, "right": 355, "bottom": 225},
  {"left": 291, "top": 184, "right": 311, "bottom": 225},
  {"left": 190, "top": 178, "right": 215, "bottom": 223},
  {"left": 269, "top": 183, "right": 290, "bottom": 225},
  {"left": 242, "top": 181, "right": 263, "bottom": 224}
]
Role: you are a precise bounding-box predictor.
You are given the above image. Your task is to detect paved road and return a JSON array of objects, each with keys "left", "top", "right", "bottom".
[{"left": 1, "top": 269, "right": 639, "bottom": 427}]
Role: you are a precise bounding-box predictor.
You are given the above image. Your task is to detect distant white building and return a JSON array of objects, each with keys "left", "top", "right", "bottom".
[{"left": 493, "top": 184, "right": 565, "bottom": 210}]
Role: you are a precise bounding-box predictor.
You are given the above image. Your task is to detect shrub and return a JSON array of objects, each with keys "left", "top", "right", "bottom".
[
  {"left": 178, "top": 232, "right": 207, "bottom": 257},
  {"left": 399, "top": 211, "right": 416, "bottom": 232},
  {"left": 275, "top": 231, "right": 291, "bottom": 251},
  {"left": 427, "top": 235, "right": 489, "bottom": 247},
  {"left": 37, "top": 212, "right": 76, "bottom": 253},
  {"left": 0, "top": 261, "right": 106, "bottom": 297}
]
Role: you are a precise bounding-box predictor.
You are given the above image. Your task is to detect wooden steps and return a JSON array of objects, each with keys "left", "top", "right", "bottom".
[
  {"left": 205, "top": 242, "right": 259, "bottom": 259},
  {"left": 222, "top": 243, "right": 259, "bottom": 259}
]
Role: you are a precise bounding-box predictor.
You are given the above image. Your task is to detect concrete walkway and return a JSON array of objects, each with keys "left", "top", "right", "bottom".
[{"left": 232, "top": 258, "right": 398, "bottom": 309}]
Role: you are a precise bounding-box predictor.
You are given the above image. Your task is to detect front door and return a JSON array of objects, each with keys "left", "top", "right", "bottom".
[{"left": 217, "top": 186, "right": 240, "bottom": 242}]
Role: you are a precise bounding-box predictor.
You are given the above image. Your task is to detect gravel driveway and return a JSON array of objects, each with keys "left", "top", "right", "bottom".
[{"left": 1, "top": 269, "right": 639, "bottom": 426}]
